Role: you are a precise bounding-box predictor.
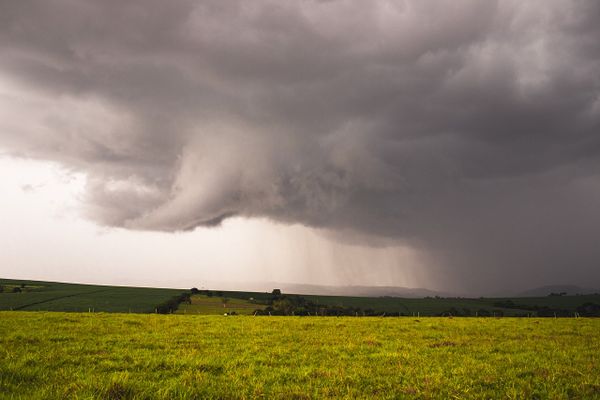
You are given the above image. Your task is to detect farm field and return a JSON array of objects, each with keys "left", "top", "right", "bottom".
[
  {"left": 176, "top": 295, "right": 265, "bottom": 315},
  {"left": 1, "top": 312, "right": 599, "bottom": 399},
  {"left": 296, "top": 294, "right": 600, "bottom": 317},
  {"left": 0, "top": 279, "right": 184, "bottom": 313},
  {"left": 2, "top": 278, "right": 600, "bottom": 316}
]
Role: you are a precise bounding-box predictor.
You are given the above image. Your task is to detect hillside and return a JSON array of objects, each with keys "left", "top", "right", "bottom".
[
  {"left": 2, "top": 278, "right": 600, "bottom": 317},
  {"left": 0, "top": 278, "right": 184, "bottom": 313}
]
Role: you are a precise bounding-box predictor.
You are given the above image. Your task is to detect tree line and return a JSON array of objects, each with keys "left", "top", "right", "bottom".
[{"left": 151, "top": 288, "right": 600, "bottom": 317}]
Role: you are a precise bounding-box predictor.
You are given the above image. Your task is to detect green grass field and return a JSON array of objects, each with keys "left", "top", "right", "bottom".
[
  {"left": 1, "top": 312, "right": 599, "bottom": 399},
  {"left": 2, "top": 278, "right": 599, "bottom": 317},
  {"left": 295, "top": 294, "right": 600, "bottom": 316},
  {"left": 176, "top": 295, "right": 265, "bottom": 315},
  {"left": 0, "top": 279, "right": 184, "bottom": 313}
]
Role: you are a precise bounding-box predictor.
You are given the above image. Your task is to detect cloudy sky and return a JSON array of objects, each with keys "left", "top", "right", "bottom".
[{"left": 1, "top": 0, "right": 599, "bottom": 295}]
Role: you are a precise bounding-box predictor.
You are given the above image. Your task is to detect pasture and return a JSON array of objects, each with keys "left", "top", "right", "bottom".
[
  {"left": 296, "top": 294, "right": 600, "bottom": 317},
  {"left": 2, "top": 278, "right": 599, "bottom": 317},
  {"left": 1, "top": 312, "right": 599, "bottom": 399},
  {"left": 176, "top": 295, "right": 264, "bottom": 315},
  {"left": 0, "top": 279, "right": 183, "bottom": 313}
]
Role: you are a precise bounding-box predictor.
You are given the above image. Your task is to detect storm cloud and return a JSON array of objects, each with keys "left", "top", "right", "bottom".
[{"left": 1, "top": 0, "right": 599, "bottom": 291}]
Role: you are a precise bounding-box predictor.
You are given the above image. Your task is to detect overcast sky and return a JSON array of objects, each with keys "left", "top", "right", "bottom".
[{"left": 1, "top": 0, "right": 599, "bottom": 294}]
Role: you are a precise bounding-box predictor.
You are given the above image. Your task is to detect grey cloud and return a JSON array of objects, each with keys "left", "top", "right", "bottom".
[{"left": 1, "top": 0, "right": 599, "bottom": 292}]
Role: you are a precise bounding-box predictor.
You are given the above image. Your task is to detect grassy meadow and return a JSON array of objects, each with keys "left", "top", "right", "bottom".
[
  {"left": 0, "top": 279, "right": 184, "bottom": 313},
  {"left": 3, "top": 278, "right": 599, "bottom": 317},
  {"left": 176, "top": 295, "right": 264, "bottom": 315},
  {"left": 296, "top": 294, "right": 600, "bottom": 317},
  {"left": 1, "top": 312, "right": 599, "bottom": 399}
]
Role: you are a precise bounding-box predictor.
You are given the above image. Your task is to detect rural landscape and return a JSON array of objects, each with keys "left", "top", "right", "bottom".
[
  {"left": 2, "top": 278, "right": 600, "bottom": 318},
  {"left": 2, "top": 0, "right": 600, "bottom": 398},
  {"left": 1, "top": 278, "right": 600, "bottom": 398}
]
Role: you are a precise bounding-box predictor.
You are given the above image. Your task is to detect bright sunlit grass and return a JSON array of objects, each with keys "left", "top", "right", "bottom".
[{"left": 1, "top": 312, "right": 598, "bottom": 399}]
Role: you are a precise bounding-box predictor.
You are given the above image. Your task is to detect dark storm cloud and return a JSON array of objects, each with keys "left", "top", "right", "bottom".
[{"left": 1, "top": 0, "right": 599, "bottom": 291}]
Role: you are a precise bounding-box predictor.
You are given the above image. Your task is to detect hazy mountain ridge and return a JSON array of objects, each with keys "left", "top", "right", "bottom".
[
  {"left": 248, "top": 282, "right": 456, "bottom": 298},
  {"left": 205, "top": 281, "right": 600, "bottom": 299},
  {"left": 516, "top": 285, "right": 599, "bottom": 297}
]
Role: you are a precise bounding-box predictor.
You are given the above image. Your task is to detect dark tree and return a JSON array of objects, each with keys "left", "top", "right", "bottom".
[
  {"left": 155, "top": 292, "right": 191, "bottom": 314},
  {"left": 12, "top": 287, "right": 22, "bottom": 293},
  {"left": 191, "top": 287, "right": 199, "bottom": 294}
]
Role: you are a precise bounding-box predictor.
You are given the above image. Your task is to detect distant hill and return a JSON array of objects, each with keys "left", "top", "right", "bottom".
[
  {"left": 517, "top": 285, "right": 599, "bottom": 297},
  {"left": 265, "top": 283, "right": 454, "bottom": 298},
  {"left": 3, "top": 278, "right": 600, "bottom": 316}
]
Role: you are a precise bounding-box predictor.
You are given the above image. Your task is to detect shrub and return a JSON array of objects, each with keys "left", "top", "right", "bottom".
[{"left": 155, "top": 292, "right": 192, "bottom": 314}]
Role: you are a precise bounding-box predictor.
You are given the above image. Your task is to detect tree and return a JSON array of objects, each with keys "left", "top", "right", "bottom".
[
  {"left": 272, "top": 298, "right": 294, "bottom": 315},
  {"left": 12, "top": 287, "right": 22, "bottom": 293},
  {"left": 155, "top": 292, "right": 191, "bottom": 314},
  {"left": 0, "top": 285, "right": 4, "bottom": 293},
  {"left": 190, "top": 287, "right": 199, "bottom": 294},
  {"left": 221, "top": 297, "right": 230, "bottom": 308}
]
